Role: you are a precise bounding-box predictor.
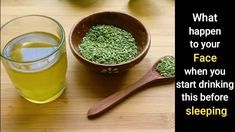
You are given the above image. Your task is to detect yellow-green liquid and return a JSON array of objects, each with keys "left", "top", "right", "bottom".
[{"left": 2, "top": 32, "right": 67, "bottom": 103}]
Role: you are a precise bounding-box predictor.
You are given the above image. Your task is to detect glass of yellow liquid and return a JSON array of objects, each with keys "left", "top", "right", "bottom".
[{"left": 1, "top": 15, "right": 67, "bottom": 104}]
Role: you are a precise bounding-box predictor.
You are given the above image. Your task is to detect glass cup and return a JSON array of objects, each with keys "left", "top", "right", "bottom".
[{"left": 1, "top": 15, "right": 67, "bottom": 104}]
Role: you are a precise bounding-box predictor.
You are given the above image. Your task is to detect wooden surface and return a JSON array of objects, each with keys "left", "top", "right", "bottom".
[{"left": 1, "top": 0, "right": 175, "bottom": 131}]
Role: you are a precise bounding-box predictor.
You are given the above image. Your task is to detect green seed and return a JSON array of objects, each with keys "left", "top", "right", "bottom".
[
  {"left": 156, "top": 56, "right": 175, "bottom": 77},
  {"left": 78, "top": 25, "right": 138, "bottom": 64}
]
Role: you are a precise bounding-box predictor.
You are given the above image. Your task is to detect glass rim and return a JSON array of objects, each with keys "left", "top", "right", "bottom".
[{"left": 0, "top": 14, "right": 65, "bottom": 64}]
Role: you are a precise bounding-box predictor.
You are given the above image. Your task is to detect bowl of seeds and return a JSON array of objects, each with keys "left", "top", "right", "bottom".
[{"left": 69, "top": 11, "right": 150, "bottom": 73}]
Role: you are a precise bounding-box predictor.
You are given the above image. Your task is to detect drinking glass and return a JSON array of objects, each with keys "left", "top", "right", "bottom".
[{"left": 1, "top": 15, "right": 67, "bottom": 104}]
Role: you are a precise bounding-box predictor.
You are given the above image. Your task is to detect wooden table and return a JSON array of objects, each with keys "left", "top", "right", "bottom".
[{"left": 1, "top": 0, "right": 175, "bottom": 131}]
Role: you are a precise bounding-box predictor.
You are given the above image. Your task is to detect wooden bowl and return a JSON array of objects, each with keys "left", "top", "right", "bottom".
[{"left": 69, "top": 11, "right": 151, "bottom": 73}]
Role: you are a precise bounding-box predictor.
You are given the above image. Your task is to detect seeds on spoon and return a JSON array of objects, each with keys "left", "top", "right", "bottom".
[{"left": 156, "top": 56, "right": 175, "bottom": 77}]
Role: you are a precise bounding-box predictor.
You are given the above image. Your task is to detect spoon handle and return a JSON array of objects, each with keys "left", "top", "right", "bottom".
[{"left": 87, "top": 70, "right": 159, "bottom": 118}]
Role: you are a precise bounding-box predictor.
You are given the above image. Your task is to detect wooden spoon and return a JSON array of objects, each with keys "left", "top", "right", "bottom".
[{"left": 87, "top": 56, "right": 175, "bottom": 118}]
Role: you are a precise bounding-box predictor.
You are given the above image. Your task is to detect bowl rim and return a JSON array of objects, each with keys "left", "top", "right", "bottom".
[{"left": 69, "top": 11, "right": 151, "bottom": 67}]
